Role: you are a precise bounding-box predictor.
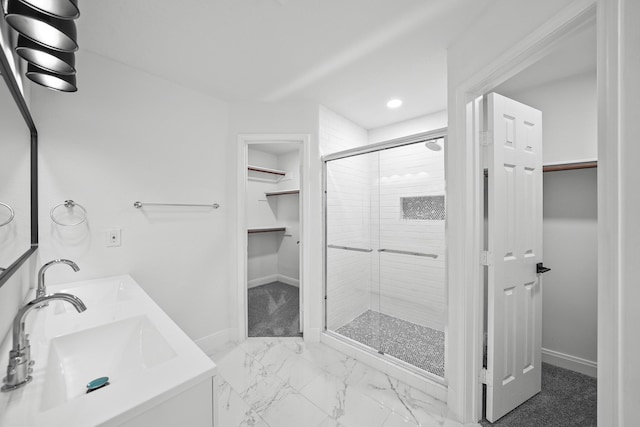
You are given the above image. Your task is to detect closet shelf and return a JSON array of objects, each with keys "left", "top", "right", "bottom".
[
  {"left": 247, "top": 165, "right": 286, "bottom": 176},
  {"left": 543, "top": 161, "right": 597, "bottom": 172},
  {"left": 265, "top": 189, "right": 300, "bottom": 196},
  {"left": 248, "top": 227, "right": 286, "bottom": 234}
]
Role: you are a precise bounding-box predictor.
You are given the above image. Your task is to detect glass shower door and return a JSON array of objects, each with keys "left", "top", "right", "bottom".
[
  {"left": 376, "top": 141, "right": 446, "bottom": 377},
  {"left": 325, "top": 151, "right": 382, "bottom": 353}
]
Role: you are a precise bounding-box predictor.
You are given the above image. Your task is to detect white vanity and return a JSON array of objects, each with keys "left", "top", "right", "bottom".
[{"left": 0, "top": 275, "right": 217, "bottom": 426}]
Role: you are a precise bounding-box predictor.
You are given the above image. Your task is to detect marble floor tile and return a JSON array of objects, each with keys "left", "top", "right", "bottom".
[
  {"left": 216, "top": 346, "right": 269, "bottom": 395},
  {"left": 315, "top": 416, "right": 346, "bottom": 427},
  {"left": 267, "top": 350, "right": 325, "bottom": 392},
  {"left": 217, "top": 380, "right": 269, "bottom": 427},
  {"left": 214, "top": 338, "right": 462, "bottom": 427},
  {"left": 382, "top": 411, "right": 420, "bottom": 427},
  {"left": 352, "top": 369, "right": 449, "bottom": 426},
  {"left": 297, "top": 342, "right": 364, "bottom": 381},
  {"left": 300, "top": 371, "right": 391, "bottom": 427},
  {"left": 260, "top": 386, "right": 328, "bottom": 427}
]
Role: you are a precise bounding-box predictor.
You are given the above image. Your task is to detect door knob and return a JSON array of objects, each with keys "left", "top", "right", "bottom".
[{"left": 536, "top": 263, "right": 551, "bottom": 274}]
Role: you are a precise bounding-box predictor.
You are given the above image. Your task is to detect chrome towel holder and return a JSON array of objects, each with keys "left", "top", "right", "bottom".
[
  {"left": 50, "top": 200, "right": 87, "bottom": 226},
  {"left": 0, "top": 202, "right": 15, "bottom": 227}
]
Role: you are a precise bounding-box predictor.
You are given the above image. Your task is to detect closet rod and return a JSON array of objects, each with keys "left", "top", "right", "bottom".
[{"left": 543, "top": 161, "right": 597, "bottom": 172}]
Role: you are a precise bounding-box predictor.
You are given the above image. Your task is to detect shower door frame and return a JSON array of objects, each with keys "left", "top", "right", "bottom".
[{"left": 321, "top": 128, "right": 449, "bottom": 395}]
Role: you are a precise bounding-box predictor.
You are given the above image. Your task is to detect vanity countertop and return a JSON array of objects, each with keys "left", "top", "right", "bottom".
[{"left": 0, "top": 275, "right": 216, "bottom": 427}]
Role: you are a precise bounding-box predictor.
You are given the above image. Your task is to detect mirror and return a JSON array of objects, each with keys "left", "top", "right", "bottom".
[{"left": 0, "top": 30, "right": 38, "bottom": 288}]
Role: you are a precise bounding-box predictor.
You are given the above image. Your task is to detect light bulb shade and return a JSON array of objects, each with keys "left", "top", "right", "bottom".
[
  {"left": 16, "top": 35, "right": 75, "bottom": 75},
  {"left": 15, "top": 0, "right": 79, "bottom": 20},
  {"left": 26, "top": 63, "right": 77, "bottom": 92},
  {"left": 5, "top": 0, "right": 78, "bottom": 52}
]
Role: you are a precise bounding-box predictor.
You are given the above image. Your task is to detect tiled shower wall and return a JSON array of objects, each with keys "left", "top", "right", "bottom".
[
  {"left": 320, "top": 106, "right": 371, "bottom": 330},
  {"left": 325, "top": 153, "right": 373, "bottom": 330},
  {"left": 371, "top": 142, "right": 446, "bottom": 331}
]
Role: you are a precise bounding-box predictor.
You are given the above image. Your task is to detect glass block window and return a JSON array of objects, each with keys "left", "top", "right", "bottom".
[{"left": 401, "top": 195, "right": 445, "bottom": 220}]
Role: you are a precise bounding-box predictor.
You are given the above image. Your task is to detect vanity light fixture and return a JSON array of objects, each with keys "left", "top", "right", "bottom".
[
  {"left": 5, "top": 0, "right": 78, "bottom": 52},
  {"left": 25, "top": 63, "right": 77, "bottom": 92},
  {"left": 15, "top": 35, "right": 75, "bottom": 74},
  {"left": 386, "top": 98, "right": 403, "bottom": 109},
  {"left": 14, "top": 0, "right": 79, "bottom": 20}
]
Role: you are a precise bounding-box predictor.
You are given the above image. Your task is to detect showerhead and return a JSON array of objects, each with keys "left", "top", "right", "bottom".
[{"left": 425, "top": 139, "right": 442, "bottom": 151}]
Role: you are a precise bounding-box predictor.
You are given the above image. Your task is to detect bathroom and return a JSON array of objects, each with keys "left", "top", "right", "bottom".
[{"left": 0, "top": 0, "right": 638, "bottom": 426}]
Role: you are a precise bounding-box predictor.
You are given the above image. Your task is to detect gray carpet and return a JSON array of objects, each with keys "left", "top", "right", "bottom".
[
  {"left": 481, "top": 363, "right": 597, "bottom": 426},
  {"left": 335, "top": 310, "right": 445, "bottom": 377},
  {"left": 248, "top": 281, "right": 301, "bottom": 337}
]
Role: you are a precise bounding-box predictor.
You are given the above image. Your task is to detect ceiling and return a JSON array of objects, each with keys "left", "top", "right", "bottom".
[
  {"left": 75, "top": 1, "right": 595, "bottom": 131},
  {"left": 77, "top": 0, "right": 496, "bottom": 130}
]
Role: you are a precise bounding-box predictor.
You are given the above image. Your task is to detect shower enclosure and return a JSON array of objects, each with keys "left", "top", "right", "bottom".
[{"left": 323, "top": 130, "right": 447, "bottom": 379}]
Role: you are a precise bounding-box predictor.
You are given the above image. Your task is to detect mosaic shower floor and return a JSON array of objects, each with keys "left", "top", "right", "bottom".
[{"left": 335, "top": 310, "right": 445, "bottom": 377}]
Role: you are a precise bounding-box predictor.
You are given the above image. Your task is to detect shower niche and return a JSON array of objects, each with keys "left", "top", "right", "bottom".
[
  {"left": 324, "top": 134, "right": 446, "bottom": 379},
  {"left": 246, "top": 144, "right": 301, "bottom": 337}
]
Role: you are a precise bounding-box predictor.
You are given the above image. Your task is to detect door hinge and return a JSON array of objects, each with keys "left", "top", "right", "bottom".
[
  {"left": 481, "top": 368, "right": 488, "bottom": 385},
  {"left": 480, "top": 130, "right": 493, "bottom": 147},
  {"left": 481, "top": 250, "right": 493, "bottom": 266}
]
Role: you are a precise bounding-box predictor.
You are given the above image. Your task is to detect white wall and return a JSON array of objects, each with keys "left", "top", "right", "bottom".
[
  {"left": 0, "top": 259, "right": 35, "bottom": 347},
  {"left": 542, "top": 168, "right": 597, "bottom": 372},
  {"left": 30, "top": 50, "right": 231, "bottom": 344}
]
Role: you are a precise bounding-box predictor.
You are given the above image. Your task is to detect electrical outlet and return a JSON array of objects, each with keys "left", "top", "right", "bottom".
[{"left": 106, "top": 228, "right": 121, "bottom": 247}]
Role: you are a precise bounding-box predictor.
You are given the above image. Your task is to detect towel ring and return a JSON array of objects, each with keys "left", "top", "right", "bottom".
[
  {"left": 50, "top": 200, "right": 87, "bottom": 226},
  {"left": 0, "top": 202, "right": 15, "bottom": 227}
]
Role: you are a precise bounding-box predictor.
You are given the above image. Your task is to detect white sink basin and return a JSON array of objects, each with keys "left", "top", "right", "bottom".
[
  {"left": 41, "top": 315, "right": 177, "bottom": 411},
  {"left": 0, "top": 275, "right": 216, "bottom": 427}
]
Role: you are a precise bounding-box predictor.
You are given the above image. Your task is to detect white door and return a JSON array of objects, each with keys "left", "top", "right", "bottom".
[{"left": 485, "top": 92, "right": 543, "bottom": 422}]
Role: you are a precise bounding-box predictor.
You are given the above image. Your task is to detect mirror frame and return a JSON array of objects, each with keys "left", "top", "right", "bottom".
[{"left": 0, "top": 42, "right": 38, "bottom": 288}]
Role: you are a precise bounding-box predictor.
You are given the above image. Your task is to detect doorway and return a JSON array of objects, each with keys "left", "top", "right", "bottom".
[
  {"left": 479, "top": 20, "right": 597, "bottom": 424},
  {"left": 237, "top": 134, "right": 310, "bottom": 341}
]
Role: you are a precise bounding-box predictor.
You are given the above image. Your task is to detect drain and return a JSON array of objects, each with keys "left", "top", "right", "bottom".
[{"left": 86, "top": 376, "right": 110, "bottom": 394}]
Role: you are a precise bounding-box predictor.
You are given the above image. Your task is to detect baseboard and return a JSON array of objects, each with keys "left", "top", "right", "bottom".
[
  {"left": 195, "top": 329, "right": 233, "bottom": 356},
  {"left": 542, "top": 347, "right": 597, "bottom": 378},
  {"left": 278, "top": 274, "right": 299, "bottom": 288},
  {"left": 247, "top": 274, "right": 278, "bottom": 289},
  {"left": 247, "top": 274, "right": 300, "bottom": 288}
]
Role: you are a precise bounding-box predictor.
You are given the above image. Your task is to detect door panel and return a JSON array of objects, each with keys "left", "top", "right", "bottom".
[{"left": 486, "top": 92, "right": 543, "bottom": 422}]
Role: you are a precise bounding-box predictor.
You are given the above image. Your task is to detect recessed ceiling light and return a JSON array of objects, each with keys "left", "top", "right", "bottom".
[{"left": 386, "top": 99, "right": 403, "bottom": 109}]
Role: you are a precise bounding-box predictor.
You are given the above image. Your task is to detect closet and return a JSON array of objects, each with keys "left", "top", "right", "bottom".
[{"left": 246, "top": 144, "right": 301, "bottom": 337}]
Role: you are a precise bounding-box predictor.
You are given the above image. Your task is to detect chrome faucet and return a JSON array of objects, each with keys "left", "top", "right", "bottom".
[
  {"left": 36, "top": 259, "right": 80, "bottom": 307},
  {"left": 1, "top": 293, "right": 87, "bottom": 392}
]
